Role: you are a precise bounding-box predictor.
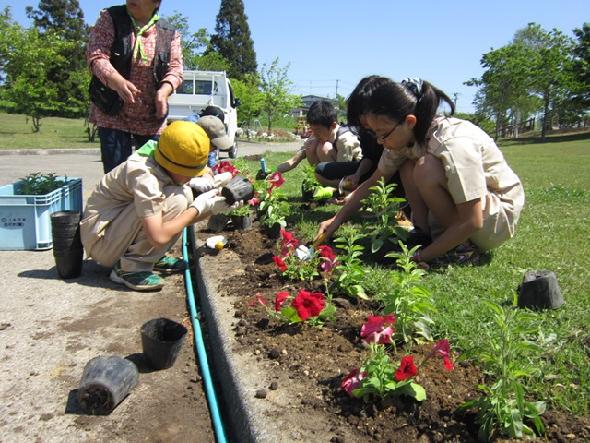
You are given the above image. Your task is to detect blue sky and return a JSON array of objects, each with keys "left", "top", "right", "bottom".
[{"left": 2, "top": 0, "right": 587, "bottom": 113}]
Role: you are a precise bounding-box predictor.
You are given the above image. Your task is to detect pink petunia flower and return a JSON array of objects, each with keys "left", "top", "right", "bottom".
[
  {"left": 395, "top": 355, "right": 418, "bottom": 381},
  {"left": 247, "top": 292, "right": 268, "bottom": 307},
  {"left": 433, "top": 339, "right": 451, "bottom": 358},
  {"left": 341, "top": 368, "right": 366, "bottom": 396},
  {"left": 247, "top": 197, "right": 260, "bottom": 206},
  {"left": 291, "top": 290, "right": 325, "bottom": 321},
  {"left": 274, "top": 291, "right": 290, "bottom": 312},
  {"left": 360, "top": 315, "right": 396, "bottom": 344},
  {"left": 273, "top": 256, "right": 287, "bottom": 272}
]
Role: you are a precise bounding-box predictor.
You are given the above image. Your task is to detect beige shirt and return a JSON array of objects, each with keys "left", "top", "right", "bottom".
[
  {"left": 334, "top": 129, "right": 362, "bottom": 162},
  {"left": 379, "top": 116, "right": 525, "bottom": 249},
  {"left": 80, "top": 153, "right": 180, "bottom": 252},
  {"left": 300, "top": 126, "right": 362, "bottom": 163}
]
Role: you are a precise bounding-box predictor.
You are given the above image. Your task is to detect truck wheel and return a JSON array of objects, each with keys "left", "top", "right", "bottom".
[{"left": 229, "top": 142, "right": 238, "bottom": 159}]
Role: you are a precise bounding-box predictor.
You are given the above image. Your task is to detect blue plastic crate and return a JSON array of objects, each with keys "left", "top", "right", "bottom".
[{"left": 0, "top": 177, "right": 83, "bottom": 250}]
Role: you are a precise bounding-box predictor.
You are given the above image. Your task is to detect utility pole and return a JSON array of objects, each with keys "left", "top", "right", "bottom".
[
  {"left": 335, "top": 79, "right": 339, "bottom": 99},
  {"left": 452, "top": 92, "right": 459, "bottom": 110}
]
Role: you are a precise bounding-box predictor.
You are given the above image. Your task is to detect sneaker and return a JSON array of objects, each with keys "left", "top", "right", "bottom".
[
  {"left": 110, "top": 264, "right": 164, "bottom": 291},
  {"left": 153, "top": 256, "right": 187, "bottom": 274}
]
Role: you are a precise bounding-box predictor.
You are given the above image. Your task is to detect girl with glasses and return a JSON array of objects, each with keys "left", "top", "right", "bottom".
[{"left": 316, "top": 78, "right": 524, "bottom": 265}]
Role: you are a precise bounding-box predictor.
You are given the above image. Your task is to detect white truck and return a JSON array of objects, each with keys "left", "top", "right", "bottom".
[{"left": 167, "top": 70, "right": 240, "bottom": 158}]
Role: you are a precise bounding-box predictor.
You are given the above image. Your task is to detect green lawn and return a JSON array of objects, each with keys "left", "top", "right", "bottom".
[
  {"left": 0, "top": 112, "right": 97, "bottom": 149},
  {"left": 238, "top": 136, "right": 590, "bottom": 416}
]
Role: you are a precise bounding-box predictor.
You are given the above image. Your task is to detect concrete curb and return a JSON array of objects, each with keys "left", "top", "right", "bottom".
[
  {"left": 190, "top": 227, "right": 258, "bottom": 443},
  {"left": 0, "top": 148, "right": 100, "bottom": 156}
]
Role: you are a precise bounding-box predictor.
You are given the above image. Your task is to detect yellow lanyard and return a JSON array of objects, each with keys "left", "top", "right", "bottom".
[{"left": 129, "top": 12, "right": 159, "bottom": 62}]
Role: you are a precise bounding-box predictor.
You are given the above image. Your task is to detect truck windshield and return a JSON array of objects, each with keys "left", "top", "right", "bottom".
[{"left": 177, "top": 79, "right": 219, "bottom": 95}]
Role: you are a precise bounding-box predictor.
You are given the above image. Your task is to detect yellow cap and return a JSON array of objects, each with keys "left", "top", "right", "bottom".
[{"left": 155, "top": 121, "right": 210, "bottom": 177}]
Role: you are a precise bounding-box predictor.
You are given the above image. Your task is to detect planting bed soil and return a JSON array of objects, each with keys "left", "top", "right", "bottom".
[{"left": 196, "top": 222, "right": 590, "bottom": 442}]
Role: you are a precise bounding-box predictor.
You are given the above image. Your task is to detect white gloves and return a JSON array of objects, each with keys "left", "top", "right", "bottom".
[
  {"left": 191, "top": 189, "right": 244, "bottom": 216},
  {"left": 189, "top": 172, "right": 233, "bottom": 193}
]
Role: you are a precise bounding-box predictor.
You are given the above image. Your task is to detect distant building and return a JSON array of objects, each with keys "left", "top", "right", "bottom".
[{"left": 291, "top": 94, "right": 337, "bottom": 117}]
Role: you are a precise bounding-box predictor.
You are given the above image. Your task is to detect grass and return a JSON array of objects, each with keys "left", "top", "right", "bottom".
[
  {"left": 240, "top": 136, "right": 590, "bottom": 416},
  {"left": 0, "top": 112, "right": 98, "bottom": 149}
]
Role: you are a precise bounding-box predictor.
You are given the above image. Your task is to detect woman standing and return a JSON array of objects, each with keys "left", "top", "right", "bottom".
[
  {"left": 316, "top": 78, "right": 524, "bottom": 264},
  {"left": 87, "top": 0, "right": 183, "bottom": 173}
]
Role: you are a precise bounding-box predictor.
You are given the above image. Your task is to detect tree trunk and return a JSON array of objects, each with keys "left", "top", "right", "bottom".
[
  {"left": 32, "top": 116, "right": 41, "bottom": 133},
  {"left": 541, "top": 91, "right": 550, "bottom": 140}
]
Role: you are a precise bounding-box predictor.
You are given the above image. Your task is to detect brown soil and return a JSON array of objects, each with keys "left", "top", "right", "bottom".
[{"left": 198, "top": 222, "right": 590, "bottom": 442}]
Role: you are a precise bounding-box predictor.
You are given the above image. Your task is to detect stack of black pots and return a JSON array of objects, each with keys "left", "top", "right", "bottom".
[{"left": 51, "top": 210, "right": 83, "bottom": 279}]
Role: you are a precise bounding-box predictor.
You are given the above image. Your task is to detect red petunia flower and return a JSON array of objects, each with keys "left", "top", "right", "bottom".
[
  {"left": 316, "top": 245, "right": 336, "bottom": 261},
  {"left": 443, "top": 356, "right": 454, "bottom": 371},
  {"left": 267, "top": 171, "right": 285, "bottom": 190},
  {"left": 341, "top": 368, "right": 366, "bottom": 396},
  {"left": 272, "top": 256, "right": 287, "bottom": 272},
  {"left": 247, "top": 197, "right": 260, "bottom": 206},
  {"left": 433, "top": 339, "right": 454, "bottom": 371},
  {"left": 213, "top": 161, "right": 239, "bottom": 177},
  {"left": 291, "top": 290, "right": 325, "bottom": 321},
  {"left": 395, "top": 355, "right": 418, "bottom": 381},
  {"left": 280, "top": 229, "right": 300, "bottom": 256},
  {"left": 274, "top": 291, "right": 290, "bottom": 312},
  {"left": 360, "top": 315, "right": 396, "bottom": 344}
]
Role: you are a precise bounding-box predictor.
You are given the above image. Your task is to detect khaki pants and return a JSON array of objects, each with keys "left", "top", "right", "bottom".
[{"left": 86, "top": 187, "right": 190, "bottom": 272}]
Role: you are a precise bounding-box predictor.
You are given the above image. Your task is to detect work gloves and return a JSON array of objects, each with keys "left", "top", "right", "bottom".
[
  {"left": 189, "top": 172, "right": 233, "bottom": 193},
  {"left": 191, "top": 189, "right": 242, "bottom": 216}
]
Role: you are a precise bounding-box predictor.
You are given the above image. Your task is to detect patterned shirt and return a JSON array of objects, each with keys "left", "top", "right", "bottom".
[{"left": 87, "top": 9, "right": 183, "bottom": 135}]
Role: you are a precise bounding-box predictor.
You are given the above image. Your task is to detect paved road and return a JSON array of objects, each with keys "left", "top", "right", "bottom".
[{"left": 0, "top": 140, "right": 300, "bottom": 194}]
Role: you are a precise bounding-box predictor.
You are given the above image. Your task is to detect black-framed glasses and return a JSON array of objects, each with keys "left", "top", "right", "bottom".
[{"left": 376, "top": 122, "right": 401, "bottom": 144}]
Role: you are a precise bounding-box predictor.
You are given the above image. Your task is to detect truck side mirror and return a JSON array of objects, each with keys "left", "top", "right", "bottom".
[{"left": 232, "top": 98, "right": 241, "bottom": 108}]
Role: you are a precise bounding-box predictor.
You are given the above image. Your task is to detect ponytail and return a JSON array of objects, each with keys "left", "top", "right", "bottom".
[
  {"left": 366, "top": 78, "right": 455, "bottom": 146},
  {"left": 413, "top": 81, "right": 454, "bottom": 145}
]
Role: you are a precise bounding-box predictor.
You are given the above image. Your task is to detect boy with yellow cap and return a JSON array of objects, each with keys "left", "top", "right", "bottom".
[{"left": 80, "top": 120, "right": 239, "bottom": 291}]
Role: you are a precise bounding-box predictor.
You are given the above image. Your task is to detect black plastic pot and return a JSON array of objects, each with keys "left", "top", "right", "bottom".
[
  {"left": 263, "top": 222, "right": 282, "bottom": 239},
  {"left": 231, "top": 213, "right": 254, "bottom": 230},
  {"left": 140, "top": 318, "right": 188, "bottom": 370},
  {"left": 518, "top": 270, "right": 564, "bottom": 309},
  {"left": 54, "top": 248, "right": 84, "bottom": 279},
  {"left": 221, "top": 175, "right": 254, "bottom": 205},
  {"left": 301, "top": 184, "right": 314, "bottom": 202},
  {"left": 77, "top": 355, "right": 139, "bottom": 415},
  {"left": 51, "top": 211, "right": 83, "bottom": 279}
]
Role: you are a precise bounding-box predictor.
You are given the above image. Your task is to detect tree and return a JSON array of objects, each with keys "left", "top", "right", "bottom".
[
  {"left": 259, "top": 58, "right": 301, "bottom": 132},
  {"left": 210, "top": 0, "right": 257, "bottom": 79},
  {"left": 0, "top": 14, "right": 85, "bottom": 131},
  {"left": 571, "top": 23, "right": 590, "bottom": 110},
  {"left": 25, "top": 0, "right": 87, "bottom": 43},
  {"left": 164, "top": 11, "right": 230, "bottom": 72},
  {"left": 24, "top": 0, "right": 89, "bottom": 118},
  {"left": 231, "top": 73, "right": 263, "bottom": 128},
  {"left": 465, "top": 42, "right": 534, "bottom": 138},
  {"left": 514, "top": 23, "right": 574, "bottom": 138}
]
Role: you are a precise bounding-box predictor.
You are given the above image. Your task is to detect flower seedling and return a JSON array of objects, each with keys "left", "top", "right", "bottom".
[
  {"left": 332, "top": 230, "right": 369, "bottom": 300},
  {"left": 257, "top": 172, "right": 289, "bottom": 229},
  {"left": 360, "top": 178, "right": 408, "bottom": 253},
  {"left": 342, "top": 336, "right": 456, "bottom": 403},
  {"left": 272, "top": 230, "right": 339, "bottom": 285},
  {"left": 457, "top": 301, "right": 546, "bottom": 441},
  {"left": 380, "top": 242, "right": 436, "bottom": 343},
  {"left": 252, "top": 289, "right": 336, "bottom": 327},
  {"left": 17, "top": 172, "right": 65, "bottom": 195}
]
